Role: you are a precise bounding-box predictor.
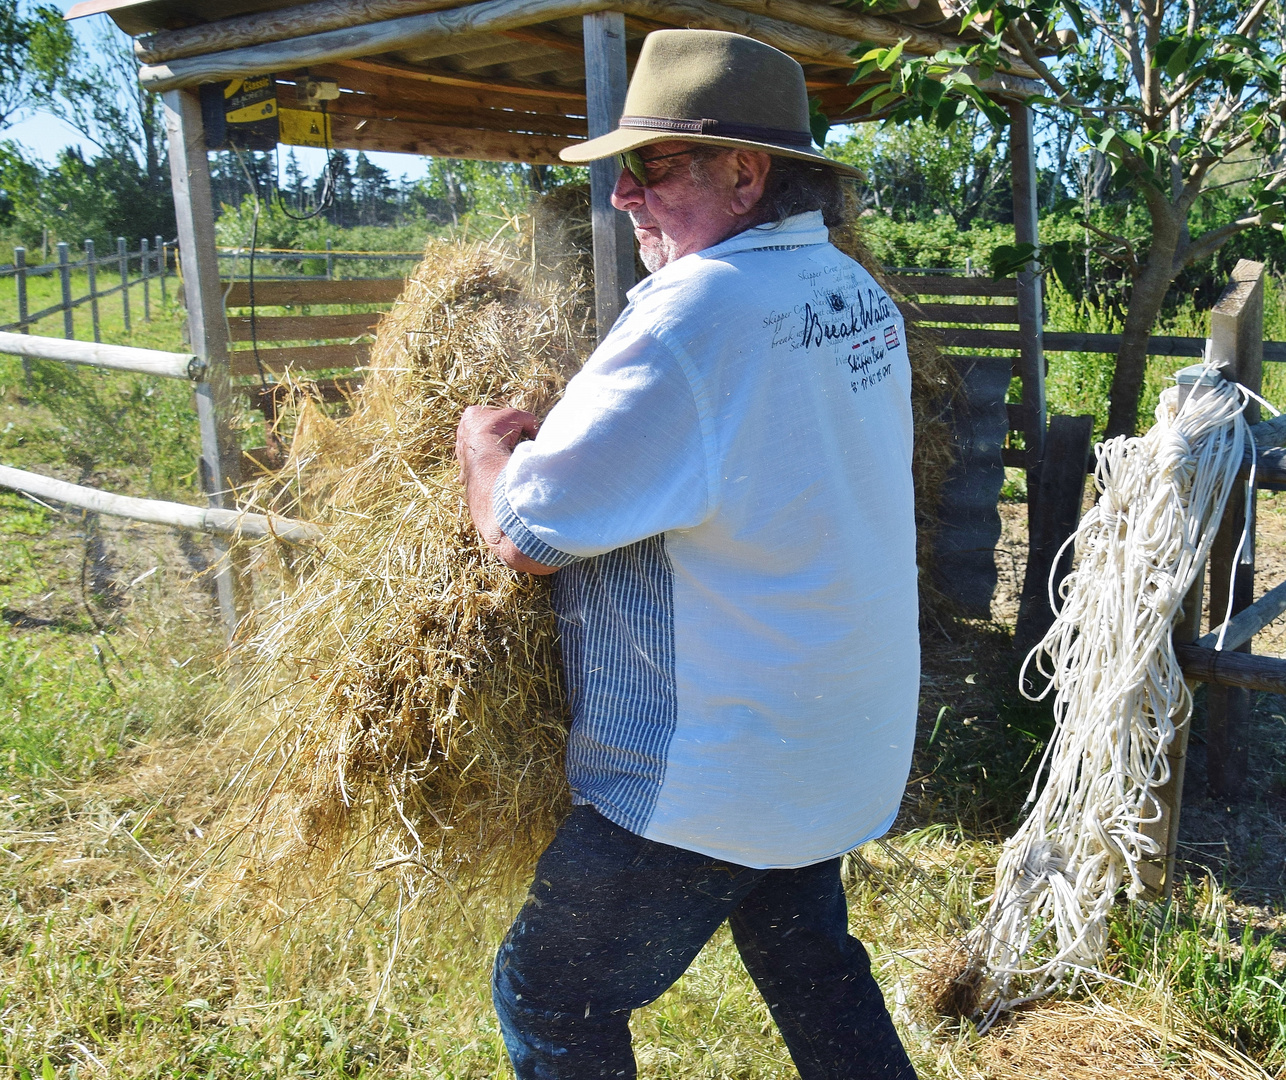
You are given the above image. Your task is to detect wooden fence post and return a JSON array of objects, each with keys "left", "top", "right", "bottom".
[
  {"left": 141, "top": 237, "right": 152, "bottom": 322},
  {"left": 57, "top": 243, "right": 73, "bottom": 340},
  {"left": 1206, "top": 259, "right": 1264, "bottom": 798},
  {"left": 118, "top": 237, "right": 131, "bottom": 332},
  {"left": 164, "top": 87, "right": 247, "bottom": 638},
  {"left": 325, "top": 238, "right": 334, "bottom": 280},
  {"left": 85, "top": 240, "right": 100, "bottom": 343},
  {"left": 583, "top": 10, "right": 635, "bottom": 342},
  {"left": 156, "top": 235, "right": 167, "bottom": 307}
]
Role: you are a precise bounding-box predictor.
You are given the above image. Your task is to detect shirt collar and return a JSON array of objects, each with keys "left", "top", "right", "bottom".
[{"left": 626, "top": 211, "right": 829, "bottom": 301}]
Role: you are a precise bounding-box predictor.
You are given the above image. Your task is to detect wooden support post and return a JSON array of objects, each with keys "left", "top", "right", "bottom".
[
  {"left": 1010, "top": 103, "right": 1045, "bottom": 525},
  {"left": 1015, "top": 413, "right": 1094, "bottom": 656},
  {"left": 583, "top": 10, "right": 635, "bottom": 342},
  {"left": 164, "top": 88, "right": 247, "bottom": 638},
  {"left": 1206, "top": 260, "right": 1264, "bottom": 799}
]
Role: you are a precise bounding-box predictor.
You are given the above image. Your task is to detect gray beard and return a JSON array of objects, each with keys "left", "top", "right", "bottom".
[{"left": 638, "top": 245, "right": 665, "bottom": 273}]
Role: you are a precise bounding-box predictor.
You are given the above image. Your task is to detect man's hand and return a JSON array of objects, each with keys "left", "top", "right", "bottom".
[{"left": 455, "top": 406, "right": 558, "bottom": 575}]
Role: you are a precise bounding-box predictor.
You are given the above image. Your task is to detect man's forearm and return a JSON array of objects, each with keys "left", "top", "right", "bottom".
[{"left": 456, "top": 407, "right": 557, "bottom": 576}]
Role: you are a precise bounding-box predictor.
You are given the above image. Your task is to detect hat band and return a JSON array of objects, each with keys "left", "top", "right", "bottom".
[{"left": 618, "top": 114, "right": 813, "bottom": 149}]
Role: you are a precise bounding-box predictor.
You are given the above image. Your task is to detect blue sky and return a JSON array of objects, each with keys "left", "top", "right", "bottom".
[{"left": 7, "top": 2, "right": 428, "bottom": 183}]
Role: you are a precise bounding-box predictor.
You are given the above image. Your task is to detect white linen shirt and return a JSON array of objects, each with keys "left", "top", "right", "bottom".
[{"left": 494, "top": 210, "right": 918, "bottom": 869}]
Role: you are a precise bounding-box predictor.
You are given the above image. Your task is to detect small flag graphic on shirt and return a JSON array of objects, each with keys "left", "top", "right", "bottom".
[{"left": 884, "top": 324, "right": 900, "bottom": 349}]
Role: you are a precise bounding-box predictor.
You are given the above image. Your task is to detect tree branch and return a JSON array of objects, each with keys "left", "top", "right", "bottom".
[
  {"left": 1116, "top": 0, "right": 1150, "bottom": 102},
  {"left": 1083, "top": 219, "right": 1141, "bottom": 274},
  {"left": 1235, "top": 0, "right": 1273, "bottom": 38},
  {"left": 1180, "top": 213, "right": 1265, "bottom": 267}
]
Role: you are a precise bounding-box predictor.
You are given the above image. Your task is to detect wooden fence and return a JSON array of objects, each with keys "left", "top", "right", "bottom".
[
  {"left": 0, "top": 328, "right": 321, "bottom": 638},
  {"left": 1, "top": 238, "right": 172, "bottom": 340}
]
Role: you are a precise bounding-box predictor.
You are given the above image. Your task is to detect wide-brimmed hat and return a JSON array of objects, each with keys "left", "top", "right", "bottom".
[{"left": 560, "top": 29, "right": 859, "bottom": 178}]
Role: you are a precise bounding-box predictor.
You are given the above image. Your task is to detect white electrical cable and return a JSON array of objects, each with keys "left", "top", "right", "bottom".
[{"left": 967, "top": 369, "right": 1253, "bottom": 1030}]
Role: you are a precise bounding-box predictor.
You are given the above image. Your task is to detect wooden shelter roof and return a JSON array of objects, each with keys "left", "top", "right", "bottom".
[{"left": 70, "top": 0, "right": 1038, "bottom": 164}]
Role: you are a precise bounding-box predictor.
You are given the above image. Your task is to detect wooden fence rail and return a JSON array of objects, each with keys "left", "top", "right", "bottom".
[
  {"left": 0, "top": 463, "right": 321, "bottom": 543},
  {"left": 0, "top": 331, "right": 203, "bottom": 380}
]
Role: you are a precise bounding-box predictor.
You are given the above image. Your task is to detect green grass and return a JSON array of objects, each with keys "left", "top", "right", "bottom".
[
  {"left": 1042, "top": 274, "right": 1286, "bottom": 438},
  {"left": 1112, "top": 884, "right": 1286, "bottom": 1071}
]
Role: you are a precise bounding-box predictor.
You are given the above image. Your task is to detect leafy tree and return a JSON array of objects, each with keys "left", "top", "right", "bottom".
[
  {"left": 0, "top": 0, "right": 73, "bottom": 133},
  {"left": 831, "top": 110, "right": 1012, "bottom": 228},
  {"left": 855, "top": 0, "right": 1286, "bottom": 435}
]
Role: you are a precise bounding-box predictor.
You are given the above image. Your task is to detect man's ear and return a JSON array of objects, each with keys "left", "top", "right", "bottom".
[{"left": 728, "top": 151, "right": 772, "bottom": 218}]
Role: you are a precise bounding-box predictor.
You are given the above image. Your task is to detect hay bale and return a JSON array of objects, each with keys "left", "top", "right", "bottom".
[{"left": 230, "top": 239, "right": 590, "bottom": 890}]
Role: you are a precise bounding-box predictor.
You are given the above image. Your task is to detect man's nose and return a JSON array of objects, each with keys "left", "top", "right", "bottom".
[{"left": 611, "top": 167, "right": 644, "bottom": 210}]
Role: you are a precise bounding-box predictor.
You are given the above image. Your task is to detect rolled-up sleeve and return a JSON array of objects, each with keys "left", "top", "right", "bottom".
[{"left": 497, "top": 331, "right": 711, "bottom": 564}]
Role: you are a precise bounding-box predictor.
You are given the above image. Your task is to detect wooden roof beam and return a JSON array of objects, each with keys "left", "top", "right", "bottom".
[
  {"left": 138, "top": 0, "right": 1038, "bottom": 93},
  {"left": 295, "top": 89, "right": 589, "bottom": 136},
  {"left": 340, "top": 56, "right": 586, "bottom": 100},
  {"left": 325, "top": 113, "right": 576, "bottom": 162},
  {"left": 135, "top": 0, "right": 1035, "bottom": 79},
  {"left": 310, "top": 60, "right": 588, "bottom": 115}
]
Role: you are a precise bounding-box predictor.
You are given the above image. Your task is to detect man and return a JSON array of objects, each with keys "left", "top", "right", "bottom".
[{"left": 455, "top": 28, "right": 919, "bottom": 1079}]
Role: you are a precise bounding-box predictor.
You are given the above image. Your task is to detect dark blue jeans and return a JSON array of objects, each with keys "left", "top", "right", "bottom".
[{"left": 492, "top": 806, "right": 917, "bottom": 1079}]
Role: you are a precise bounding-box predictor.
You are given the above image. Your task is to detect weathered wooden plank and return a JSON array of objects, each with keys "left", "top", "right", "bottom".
[
  {"left": 1198, "top": 578, "right": 1286, "bottom": 655},
  {"left": 227, "top": 313, "right": 382, "bottom": 342},
  {"left": 477, "top": 48, "right": 587, "bottom": 79},
  {"left": 338, "top": 56, "right": 586, "bottom": 101},
  {"left": 934, "top": 328, "right": 1024, "bottom": 349},
  {"left": 137, "top": 0, "right": 1040, "bottom": 93},
  {"left": 136, "top": 0, "right": 484, "bottom": 64},
  {"left": 1206, "top": 260, "right": 1264, "bottom": 800},
  {"left": 327, "top": 113, "right": 577, "bottom": 162},
  {"left": 900, "top": 302, "right": 1020, "bottom": 325},
  {"left": 0, "top": 330, "right": 200, "bottom": 380},
  {"left": 1044, "top": 332, "right": 1206, "bottom": 356},
  {"left": 889, "top": 275, "right": 1018, "bottom": 297},
  {"left": 932, "top": 355, "right": 1011, "bottom": 617},
  {"left": 1011, "top": 102, "right": 1046, "bottom": 532},
  {"left": 295, "top": 84, "right": 588, "bottom": 137},
  {"left": 164, "top": 87, "right": 245, "bottom": 634},
  {"left": 1016, "top": 414, "right": 1094, "bottom": 655},
  {"left": 944, "top": 353, "right": 1022, "bottom": 379},
  {"left": 1175, "top": 645, "right": 1286, "bottom": 697},
  {"left": 230, "top": 343, "right": 371, "bottom": 376},
  {"left": 407, "top": 37, "right": 548, "bottom": 67},
  {"left": 585, "top": 10, "right": 635, "bottom": 340},
  {"left": 0, "top": 463, "right": 322, "bottom": 544},
  {"left": 223, "top": 279, "right": 404, "bottom": 306},
  {"left": 133, "top": 0, "right": 1014, "bottom": 74},
  {"left": 320, "top": 59, "right": 587, "bottom": 113}
]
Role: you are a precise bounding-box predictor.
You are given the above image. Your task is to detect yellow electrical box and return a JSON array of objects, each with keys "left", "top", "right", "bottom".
[{"left": 279, "top": 108, "right": 333, "bottom": 149}]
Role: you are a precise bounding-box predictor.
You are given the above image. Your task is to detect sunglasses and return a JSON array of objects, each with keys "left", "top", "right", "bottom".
[{"left": 616, "top": 147, "right": 700, "bottom": 186}]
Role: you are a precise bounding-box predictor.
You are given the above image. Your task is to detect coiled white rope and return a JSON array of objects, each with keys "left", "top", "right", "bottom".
[{"left": 967, "top": 370, "right": 1253, "bottom": 1030}]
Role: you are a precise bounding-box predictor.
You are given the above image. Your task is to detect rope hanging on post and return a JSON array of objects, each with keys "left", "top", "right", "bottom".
[{"left": 965, "top": 371, "right": 1252, "bottom": 1030}]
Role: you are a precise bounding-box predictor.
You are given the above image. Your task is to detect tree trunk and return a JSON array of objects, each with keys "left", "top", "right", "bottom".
[{"left": 1105, "top": 248, "right": 1177, "bottom": 437}]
